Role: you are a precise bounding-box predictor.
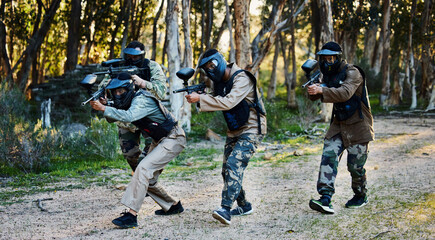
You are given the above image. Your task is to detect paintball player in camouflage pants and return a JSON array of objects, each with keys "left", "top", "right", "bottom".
[
  {"left": 185, "top": 49, "right": 267, "bottom": 225},
  {"left": 306, "top": 41, "right": 374, "bottom": 214}
]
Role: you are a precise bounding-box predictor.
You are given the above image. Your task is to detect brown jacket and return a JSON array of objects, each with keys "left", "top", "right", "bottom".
[
  {"left": 199, "top": 63, "right": 267, "bottom": 137},
  {"left": 309, "top": 61, "right": 374, "bottom": 147}
]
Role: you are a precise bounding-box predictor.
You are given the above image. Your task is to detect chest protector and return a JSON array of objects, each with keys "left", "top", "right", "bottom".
[
  {"left": 131, "top": 91, "right": 177, "bottom": 142},
  {"left": 324, "top": 65, "right": 368, "bottom": 121},
  {"left": 215, "top": 70, "right": 266, "bottom": 134}
]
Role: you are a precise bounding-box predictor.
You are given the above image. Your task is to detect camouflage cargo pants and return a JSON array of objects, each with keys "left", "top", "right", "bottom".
[
  {"left": 317, "top": 134, "right": 369, "bottom": 197},
  {"left": 118, "top": 127, "right": 151, "bottom": 171},
  {"left": 221, "top": 133, "right": 264, "bottom": 208}
]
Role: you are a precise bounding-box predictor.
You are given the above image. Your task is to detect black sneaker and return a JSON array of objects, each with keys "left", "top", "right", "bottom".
[
  {"left": 345, "top": 195, "right": 368, "bottom": 208},
  {"left": 112, "top": 210, "right": 138, "bottom": 228},
  {"left": 230, "top": 202, "right": 253, "bottom": 216},
  {"left": 309, "top": 195, "right": 334, "bottom": 214},
  {"left": 155, "top": 201, "right": 184, "bottom": 215},
  {"left": 212, "top": 208, "right": 231, "bottom": 225}
]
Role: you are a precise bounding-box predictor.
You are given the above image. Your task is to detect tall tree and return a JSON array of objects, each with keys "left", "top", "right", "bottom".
[
  {"left": 379, "top": 0, "right": 391, "bottom": 107},
  {"left": 234, "top": 0, "right": 251, "bottom": 68},
  {"left": 312, "top": 0, "right": 334, "bottom": 121},
  {"left": 363, "top": 0, "right": 381, "bottom": 73},
  {"left": 15, "top": 0, "right": 61, "bottom": 92},
  {"left": 0, "top": 0, "right": 11, "bottom": 79},
  {"left": 152, "top": 0, "right": 165, "bottom": 60},
  {"left": 267, "top": 38, "right": 279, "bottom": 100},
  {"left": 64, "top": 0, "right": 82, "bottom": 73},
  {"left": 405, "top": 0, "right": 417, "bottom": 109},
  {"left": 121, "top": 0, "right": 132, "bottom": 58},
  {"left": 181, "top": 0, "right": 193, "bottom": 131},
  {"left": 248, "top": 0, "right": 287, "bottom": 74},
  {"left": 224, "top": 0, "right": 235, "bottom": 63},
  {"left": 420, "top": 0, "right": 434, "bottom": 105},
  {"left": 166, "top": 0, "right": 190, "bottom": 131}
]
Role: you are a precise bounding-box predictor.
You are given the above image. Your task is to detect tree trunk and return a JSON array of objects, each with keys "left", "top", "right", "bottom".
[
  {"left": 152, "top": 0, "right": 165, "bottom": 61},
  {"left": 289, "top": 2, "right": 297, "bottom": 109},
  {"left": 204, "top": 0, "right": 213, "bottom": 50},
  {"left": 248, "top": 0, "right": 286, "bottom": 74},
  {"left": 234, "top": 0, "right": 251, "bottom": 68},
  {"left": 267, "top": 39, "right": 279, "bottom": 100},
  {"left": 121, "top": 0, "right": 132, "bottom": 59},
  {"left": 316, "top": 0, "right": 334, "bottom": 122},
  {"left": 182, "top": 0, "right": 193, "bottom": 68},
  {"left": 0, "top": 13, "right": 11, "bottom": 79},
  {"left": 166, "top": 0, "right": 190, "bottom": 131},
  {"left": 211, "top": 18, "right": 227, "bottom": 50},
  {"left": 380, "top": 0, "right": 391, "bottom": 107},
  {"left": 421, "top": 0, "right": 434, "bottom": 102},
  {"left": 16, "top": 0, "right": 61, "bottom": 92},
  {"left": 225, "top": 0, "right": 235, "bottom": 63},
  {"left": 363, "top": 0, "right": 380, "bottom": 69},
  {"left": 64, "top": 0, "right": 81, "bottom": 73},
  {"left": 181, "top": 0, "right": 193, "bottom": 132},
  {"left": 405, "top": 0, "right": 417, "bottom": 109}
]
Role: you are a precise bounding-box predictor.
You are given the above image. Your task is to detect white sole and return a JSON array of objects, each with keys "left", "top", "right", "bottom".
[{"left": 212, "top": 211, "right": 231, "bottom": 225}]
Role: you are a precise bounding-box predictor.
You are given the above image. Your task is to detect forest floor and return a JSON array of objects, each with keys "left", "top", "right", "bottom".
[{"left": 0, "top": 116, "right": 434, "bottom": 240}]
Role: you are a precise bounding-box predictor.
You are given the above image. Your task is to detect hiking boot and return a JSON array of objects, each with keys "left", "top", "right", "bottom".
[
  {"left": 309, "top": 195, "right": 334, "bottom": 214},
  {"left": 230, "top": 202, "right": 253, "bottom": 216},
  {"left": 212, "top": 207, "right": 231, "bottom": 225},
  {"left": 155, "top": 201, "right": 184, "bottom": 215},
  {"left": 345, "top": 195, "right": 368, "bottom": 208},
  {"left": 112, "top": 210, "right": 138, "bottom": 228}
]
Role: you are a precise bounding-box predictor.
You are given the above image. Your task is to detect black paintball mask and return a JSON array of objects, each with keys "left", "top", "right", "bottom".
[
  {"left": 317, "top": 41, "right": 342, "bottom": 76},
  {"left": 123, "top": 41, "right": 145, "bottom": 67},
  {"left": 198, "top": 49, "right": 227, "bottom": 83},
  {"left": 106, "top": 72, "right": 135, "bottom": 110}
]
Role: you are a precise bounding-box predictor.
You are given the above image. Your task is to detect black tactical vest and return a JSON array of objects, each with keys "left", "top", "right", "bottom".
[
  {"left": 131, "top": 90, "right": 177, "bottom": 142},
  {"left": 215, "top": 70, "right": 266, "bottom": 134},
  {"left": 324, "top": 65, "right": 368, "bottom": 121}
]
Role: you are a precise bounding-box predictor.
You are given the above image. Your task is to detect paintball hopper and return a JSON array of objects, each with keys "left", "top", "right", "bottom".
[
  {"left": 301, "top": 59, "right": 318, "bottom": 74},
  {"left": 79, "top": 74, "right": 97, "bottom": 90},
  {"left": 101, "top": 58, "right": 126, "bottom": 67},
  {"left": 176, "top": 67, "right": 195, "bottom": 81}
]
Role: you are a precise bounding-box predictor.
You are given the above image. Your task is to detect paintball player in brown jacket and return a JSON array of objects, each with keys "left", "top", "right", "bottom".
[
  {"left": 185, "top": 49, "right": 267, "bottom": 225},
  {"left": 305, "top": 41, "right": 375, "bottom": 214}
]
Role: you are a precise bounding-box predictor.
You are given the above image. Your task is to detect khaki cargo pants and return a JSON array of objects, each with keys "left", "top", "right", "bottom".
[{"left": 121, "top": 125, "right": 186, "bottom": 212}]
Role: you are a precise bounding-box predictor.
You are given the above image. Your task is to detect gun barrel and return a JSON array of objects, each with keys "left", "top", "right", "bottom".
[{"left": 173, "top": 88, "right": 188, "bottom": 93}]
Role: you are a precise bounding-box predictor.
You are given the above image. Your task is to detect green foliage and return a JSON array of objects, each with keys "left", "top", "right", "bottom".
[
  {"left": 189, "top": 110, "right": 227, "bottom": 139},
  {"left": 0, "top": 82, "right": 61, "bottom": 175},
  {"left": 0, "top": 81, "right": 124, "bottom": 177}
]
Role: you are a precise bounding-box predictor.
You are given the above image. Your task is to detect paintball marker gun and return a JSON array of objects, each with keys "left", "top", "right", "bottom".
[
  {"left": 79, "top": 74, "right": 109, "bottom": 106},
  {"left": 79, "top": 58, "right": 145, "bottom": 106},
  {"left": 173, "top": 67, "right": 206, "bottom": 94},
  {"left": 301, "top": 59, "right": 321, "bottom": 88}
]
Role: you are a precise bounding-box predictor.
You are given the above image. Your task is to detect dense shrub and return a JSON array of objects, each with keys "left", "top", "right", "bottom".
[{"left": 0, "top": 82, "right": 62, "bottom": 175}]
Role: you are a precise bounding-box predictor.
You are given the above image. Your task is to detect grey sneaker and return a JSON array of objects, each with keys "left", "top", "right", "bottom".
[
  {"left": 345, "top": 195, "right": 368, "bottom": 208},
  {"left": 212, "top": 207, "right": 231, "bottom": 225},
  {"left": 309, "top": 195, "right": 334, "bottom": 214},
  {"left": 230, "top": 202, "right": 253, "bottom": 216}
]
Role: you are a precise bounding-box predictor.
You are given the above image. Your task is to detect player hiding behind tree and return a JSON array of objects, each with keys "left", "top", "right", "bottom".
[
  {"left": 305, "top": 41, "right": 374, "bottom": 214},
  {"left": 90, "top": 72, "right": 186, "bottom": 228}
]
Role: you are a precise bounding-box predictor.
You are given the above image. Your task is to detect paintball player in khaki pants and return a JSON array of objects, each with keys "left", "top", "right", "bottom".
[
  {"left": 91, "top": 73, "right": 186, "bottom": 228},
  {"left": 186, "top": 49, "right": 267, "bottom": 225}
]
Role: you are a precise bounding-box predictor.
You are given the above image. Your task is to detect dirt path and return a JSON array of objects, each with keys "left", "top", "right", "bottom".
[{"left": 1, "top": 116, "right": 434, "bottom": 240}]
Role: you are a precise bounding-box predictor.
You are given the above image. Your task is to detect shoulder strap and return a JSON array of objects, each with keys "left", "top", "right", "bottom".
[
  {"left": 233, "top": 70, "right": 265, "bottom": 135},
  {"left": 353, "top": 65, "right": 369, "bottom": 108}
]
